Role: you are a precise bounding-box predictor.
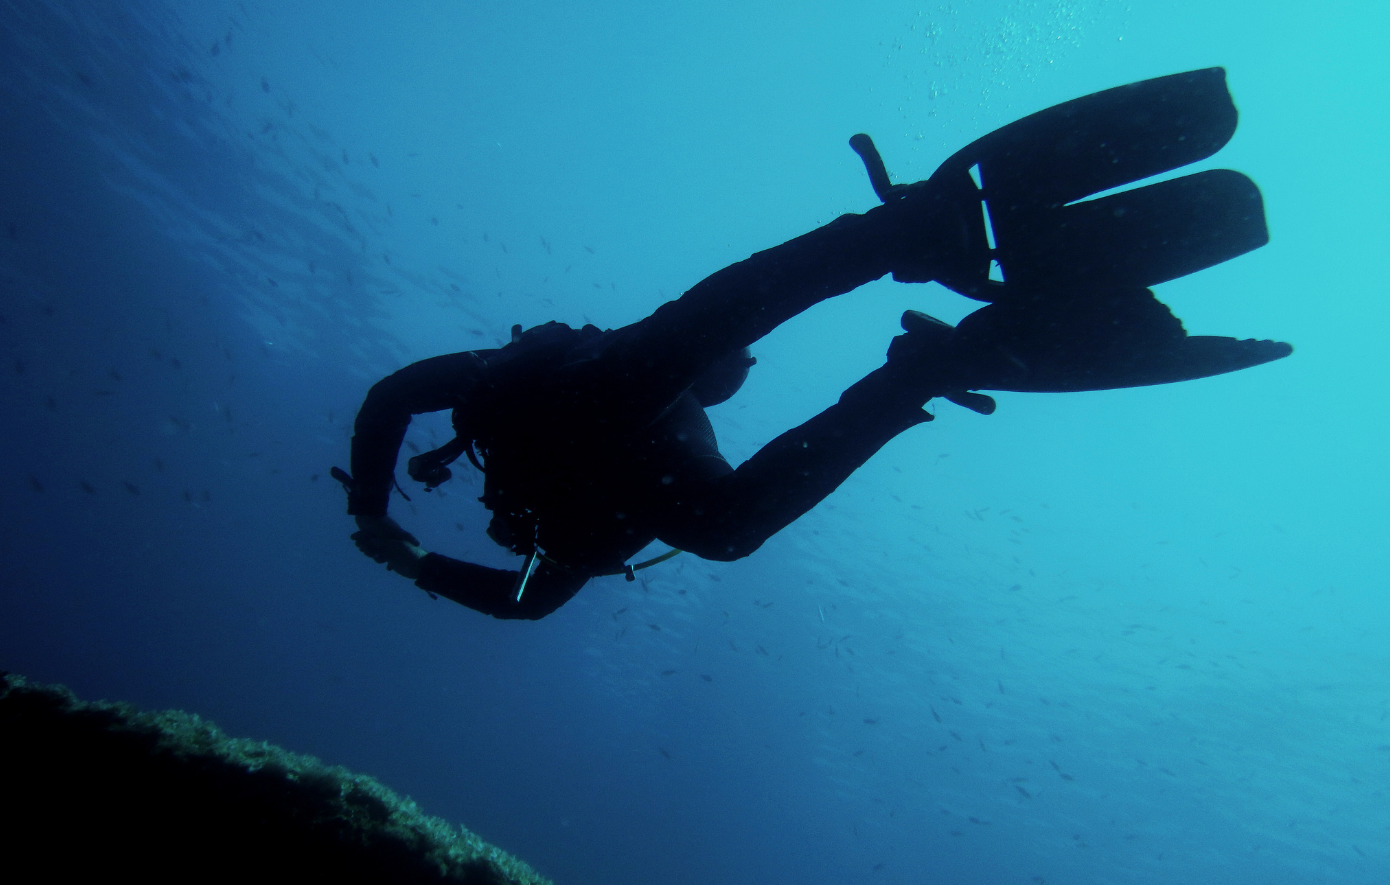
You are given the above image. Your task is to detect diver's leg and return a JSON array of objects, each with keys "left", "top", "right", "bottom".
[
  {"left": 577, "top": 204, "right": 941, "bottom": 422},
  {"left": 647, "top": 358, "right": 936, "bottom": 561}
]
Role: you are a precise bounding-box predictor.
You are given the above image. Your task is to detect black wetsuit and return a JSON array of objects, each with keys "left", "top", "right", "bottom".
[{"left": 348, "top": 209, "right": 933, "bottom": 619}]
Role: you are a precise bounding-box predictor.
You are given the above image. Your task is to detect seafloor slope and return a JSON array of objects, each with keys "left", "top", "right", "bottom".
[{"left": 0, "top": 673, "right": 549, "bottom": 884}]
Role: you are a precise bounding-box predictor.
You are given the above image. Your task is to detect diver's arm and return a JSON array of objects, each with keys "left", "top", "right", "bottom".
[
  {"left": 347, "top": 351, "right": 487, "bottom": 517},
  {"left": 415, "top": 555, "right": 587, "bottom": 620}
]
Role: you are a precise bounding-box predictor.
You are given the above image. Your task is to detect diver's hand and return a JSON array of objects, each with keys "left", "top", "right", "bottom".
[{"left": 352, "top": 515, "right": 427, "bottom": 579}]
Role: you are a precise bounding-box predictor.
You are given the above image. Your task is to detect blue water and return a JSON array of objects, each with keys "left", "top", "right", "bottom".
[{"left": 2, "top": 2, "right": 1387, "bottom": 882}]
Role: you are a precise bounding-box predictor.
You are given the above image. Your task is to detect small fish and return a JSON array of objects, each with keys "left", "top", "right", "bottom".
[
  {"left": 657, "top": 747, "right": 671, "bottom": 759},
  {"left": 931, "top": 706, "right": 941, "bottom": 723},
  {"left": 863, "top": 718, "right": 878, "bottom": 725},
  {"left": 661, "top": 669, "right": 676, "bottom": 677},
  {"left": 123, "top": 481, "right": 140, "bottom": 495},
  {"left": 611, "top": 607, "right": 626, "bottom": 619},
  {"left": 80, "top": 481, "right": 95, "bottom": 494},
  {"left": 1016, "top": 785, "right": 1032, "bottom": 799},
  {"left": 27, "top": 474, "right": 43, "bottom": 493},
  {"left": 700, "top": 674, "right": 712, "bottom": 682},
  {"left": 968, "top": 817, "right": 990, "bottom": 826},
  {"left": 648, "top": 623, "right": 660, "bottom": 631}
]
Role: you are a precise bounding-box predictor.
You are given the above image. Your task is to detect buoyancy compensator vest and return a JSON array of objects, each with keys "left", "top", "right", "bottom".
[{"left": 406, "top": 321, "right": 604, "bottom": 558}]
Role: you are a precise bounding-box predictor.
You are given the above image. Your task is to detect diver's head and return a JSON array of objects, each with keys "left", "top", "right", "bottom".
[{"left": 690, "top": 347, "right": 756, "bottom": 407}]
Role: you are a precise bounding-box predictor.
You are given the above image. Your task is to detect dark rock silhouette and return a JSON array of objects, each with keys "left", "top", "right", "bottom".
[{"left": 0, "top": 673, "right": 548, "bottom": 884}]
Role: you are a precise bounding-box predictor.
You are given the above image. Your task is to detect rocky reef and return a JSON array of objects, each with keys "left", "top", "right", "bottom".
[{"left": 0, "top": 673, "right": 550, "bottom": 884}]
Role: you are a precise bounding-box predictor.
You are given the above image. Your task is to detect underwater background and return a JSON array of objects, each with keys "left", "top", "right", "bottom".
[{"left": 1, "top": 1, "right": 1386, "bottom": 882}]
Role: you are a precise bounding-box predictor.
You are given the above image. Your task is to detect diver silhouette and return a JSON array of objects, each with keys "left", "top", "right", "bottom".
[{"left": 336, "top": 69, "right": 1290, "bottom": 620}]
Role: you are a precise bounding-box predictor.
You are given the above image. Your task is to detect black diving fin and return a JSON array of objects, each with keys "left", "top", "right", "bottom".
[
  {"left": 946, "top": 289, "right": 1292, "bottom": 392},
  {"left": 852, "top": 68, "right": 1269, "bottom": 301}
]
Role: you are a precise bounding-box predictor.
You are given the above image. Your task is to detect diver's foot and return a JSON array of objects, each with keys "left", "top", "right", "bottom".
[
  {"left": 863, "top": 188, "right": 956, "bottom": 284},
  {"left": 883, "top": 310, "right": 997, "bottom": 414}
]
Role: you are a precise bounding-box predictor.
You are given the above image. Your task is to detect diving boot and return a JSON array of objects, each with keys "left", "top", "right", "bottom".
[{"left": 879, "top": 310, "right": 998, "bottom": 414}]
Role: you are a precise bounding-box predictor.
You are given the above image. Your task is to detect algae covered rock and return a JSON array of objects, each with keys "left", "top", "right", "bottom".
[{"left": 0, "top": 673, "right": 550, "bottom": 884}]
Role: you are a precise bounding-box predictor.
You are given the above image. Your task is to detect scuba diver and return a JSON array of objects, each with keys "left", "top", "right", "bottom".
[{"left": 335, "top": 68, "right": 1291, "bottom": 620}]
